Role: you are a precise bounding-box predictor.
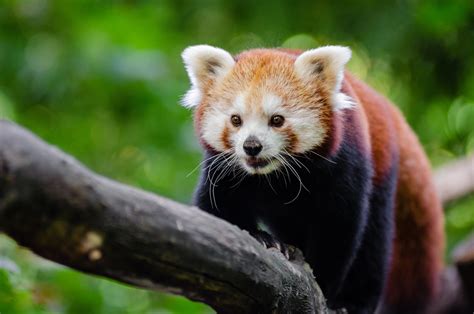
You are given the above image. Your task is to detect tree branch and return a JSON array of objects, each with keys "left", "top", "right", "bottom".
[
  {"left": 1, "top": 120, "right": 473, "bottom": 313},
  {"left": 0, "top": 120, "right": 327, "bottom": 313},
  {"left": 434, "top": 154, "right": 474, "bottom": 204}
]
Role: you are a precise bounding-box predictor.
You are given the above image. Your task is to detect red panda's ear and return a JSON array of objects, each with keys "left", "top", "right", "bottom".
[
  {"left": 181, "top": 45, "right": 235, "bottom": 108},
  {"left": 294, "top": 46, "right": 354, "bottom": 111}
]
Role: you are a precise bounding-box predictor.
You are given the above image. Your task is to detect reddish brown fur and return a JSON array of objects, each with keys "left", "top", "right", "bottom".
[
  {"left": 385, "top": 102, "right": 444, "bottom": 309},
  {"left": 220, "top": 125, "right": 232, "bottom": 150},
  {"left": 194, "top": 48, "right": 444, "bottom": 310},
  {"left": 284, "top": 127, "right": 299, "bottom": 152},
  {"left": 345, "top": 73, "right": 444, "bottom": 310},
  {"left": 345, "top": 73, "right": 397, "bottom": 184}
]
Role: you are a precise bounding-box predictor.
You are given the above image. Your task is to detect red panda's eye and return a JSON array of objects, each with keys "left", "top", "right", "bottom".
[
  {"left": 270, "top": 115, "right": 285, "bottom": 128},
  {"left": 231, "top": 115, "right": 242, "bottom": 127}
]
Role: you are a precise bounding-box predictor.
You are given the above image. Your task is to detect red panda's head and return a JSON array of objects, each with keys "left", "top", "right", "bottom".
[{"left": 181, "top": 45, "right": 353, "bottom": 175}]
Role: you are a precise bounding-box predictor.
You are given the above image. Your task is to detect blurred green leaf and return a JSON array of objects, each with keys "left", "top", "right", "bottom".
[{"left": 0, "top": 91, "right": 16, "bottom": 119}]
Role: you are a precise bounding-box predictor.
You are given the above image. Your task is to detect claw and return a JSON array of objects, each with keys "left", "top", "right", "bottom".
[{"left": 251, "top": 230, "right": 291, "bottom": 260}]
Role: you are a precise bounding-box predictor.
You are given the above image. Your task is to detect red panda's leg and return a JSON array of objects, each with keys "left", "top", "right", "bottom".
[
  {"left": 335, "top": 166, "right": 397, "bottom": 314},
  {"left": 250, "top": 230, "right": 291, "bottom": 259},
  {"left": 194, "top": 167, "right": 291, "bottom": 258},
  {"left": 303, "top": 145, "right": 373, "bottom": 310}
]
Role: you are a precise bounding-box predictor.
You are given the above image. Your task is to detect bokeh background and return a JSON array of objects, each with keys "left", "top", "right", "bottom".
[{"left": 1, "top": 1, "right": 473, "bottom": 313}]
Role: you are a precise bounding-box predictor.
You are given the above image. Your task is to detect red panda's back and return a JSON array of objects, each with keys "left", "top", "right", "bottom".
[{"left": 345, "top": 73, "right": 445, "bottom": 312}]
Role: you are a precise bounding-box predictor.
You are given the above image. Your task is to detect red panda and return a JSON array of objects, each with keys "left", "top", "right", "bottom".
[{"left": 181, "top": 45, "right": 445, "bottom": 314}]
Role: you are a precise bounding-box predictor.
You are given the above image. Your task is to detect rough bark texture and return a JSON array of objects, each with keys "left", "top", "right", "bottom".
[
  {"left": 0, "top": 119, "right": 473, "bottom": 313},
  {"left": 0, "top": 120, "right": 327, "bottom": 313}
]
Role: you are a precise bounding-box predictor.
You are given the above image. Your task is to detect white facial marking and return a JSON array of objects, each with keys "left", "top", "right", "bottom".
[
  {"left": 262, "top": 93, "right": 283, "bottom": 116},
  {"left": 288, "top": 110, "right": 325, "bottom": 153},
  {"left": 242, "top": 159, "right": 282, "bottom": 175},
  {"left": 233, "top": 93, "right": 246, "bottom": 113},
  {"left": 201, "top": 105, "right": 228, "bottom": 151}
]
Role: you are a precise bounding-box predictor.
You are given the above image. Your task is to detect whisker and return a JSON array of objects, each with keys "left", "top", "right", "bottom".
[
  {"left": 230, "top": 168, "right": 247, "bottom": 189},
  {"left": 275, "top": 155, "right": 292, "bottom": 185},
  {"left": 275, "top": 153, "right": 308, "bottom": 204},
  {"left": 265, "top": 172, "right": 277, "bottom": 194},
  {"left": 206, "top": 150, "right": 230, "bottom": 183},
  {"left": 206, "top": 150, "right": 233, "bottom": 209},
  {"left": 212, "top": 155, "right": 233, "bottom": 205},
  {"left": 306, "top": 150, "right": 337, "bottom": 164},
  {"left": 186, "top": 153, "right": 220, "bottom": 178},
  {"left": 282, "top": 149, "right": 311, "bottom": 173}
]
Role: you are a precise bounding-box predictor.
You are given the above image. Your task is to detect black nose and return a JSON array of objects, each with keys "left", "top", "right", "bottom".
[{"left": 243, "top": 136, "right": 263, "bottom": 156}]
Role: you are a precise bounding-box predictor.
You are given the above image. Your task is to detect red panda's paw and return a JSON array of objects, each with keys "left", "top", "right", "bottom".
[{"left": 251, "top": 230, "right": 291, "bottom": 260}]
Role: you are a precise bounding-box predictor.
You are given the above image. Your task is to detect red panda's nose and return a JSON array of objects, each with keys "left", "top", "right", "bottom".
[{"left": 243, "top": 136, "right": 263, "bottom": 157}]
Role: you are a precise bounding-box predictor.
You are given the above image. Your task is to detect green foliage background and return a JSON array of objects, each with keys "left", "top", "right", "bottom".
[{"left": 0, "top": 1, "right": 473, "bottom": 313}]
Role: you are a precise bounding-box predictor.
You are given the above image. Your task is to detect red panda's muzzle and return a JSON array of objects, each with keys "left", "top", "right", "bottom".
[{"left": 246, "top": 157, "right": 271, "bottom": 169}]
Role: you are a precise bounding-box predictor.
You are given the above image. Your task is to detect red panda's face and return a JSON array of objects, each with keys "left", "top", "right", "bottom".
[{"left": 182, "top": 46, "right": 352, "bottom": 175}]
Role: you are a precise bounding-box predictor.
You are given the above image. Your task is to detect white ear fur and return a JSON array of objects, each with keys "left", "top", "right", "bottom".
[
  {"left": 181, "top": 45, "right": 235, "bottom": 108},
  {"left": 294, "top": 46, "right": 354, "bottom": 111}
]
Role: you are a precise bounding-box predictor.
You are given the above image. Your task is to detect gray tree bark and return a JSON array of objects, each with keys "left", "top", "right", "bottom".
[
  {"left": 0, "top": 120, "right": 327, "bottom": 313},
  {"left": 0, "top": 119, "right": 473, "bottom": 313}
]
